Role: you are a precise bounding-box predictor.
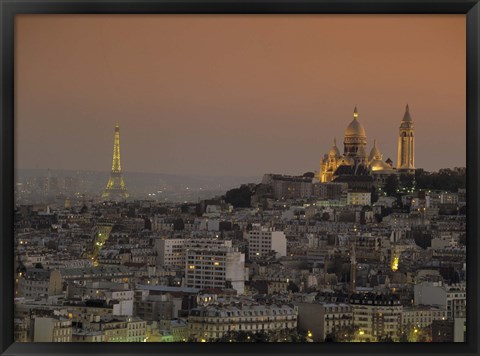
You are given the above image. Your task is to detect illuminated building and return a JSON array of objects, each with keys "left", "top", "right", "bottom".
[
  {"left": 349, "top": 293, "right": 403, "bottom": 342},
  {"left": 184, "top": 239, "right": 245, "bottom": 295},
  {"left": 319, "top": 106, "right": 415, "bottom": 184},
  {"left": 397, "top": 104, "right": 415, "bottom": 173},
  {"left": 188, "top": 303, "right": 297, "bottom": 341},
  {"left": 18, "top": 268, "right": 62, "bottom": 299},
  {"left": 83, "top": 316, "right": 147, "bottom": 342},
  {"left": 347, "top": 191, "right": 371, "bottom": 206},
  {"left": 102, "top": 124, "right": 129, "bottom": 200},
  {"left": 401, "top": 305, "right": 447, "bottom": 329}
]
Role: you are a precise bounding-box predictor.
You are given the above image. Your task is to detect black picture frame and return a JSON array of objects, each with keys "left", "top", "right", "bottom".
[{"left": 1, "top": 1, "right": 479, "bottom": 355}]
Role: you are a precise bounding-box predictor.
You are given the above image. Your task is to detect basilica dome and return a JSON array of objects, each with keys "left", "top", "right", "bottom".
[
  {"left": 369, "top": 159, "right": 394, "bottom": 172},
  {"left": 357, "top": 144, "right": 367, "bottom": 158},
  {"left": 329, "top": 146, "right": 340, "bottom": 157},
  {"left": 368, "top": 140, "right": 382, "bottom": 161},
  {"left": 328, "top": 139, "right": 341, "bottom": 157},
  {"left": 345, "top": 107, "right": 367, "bottom": 138}
]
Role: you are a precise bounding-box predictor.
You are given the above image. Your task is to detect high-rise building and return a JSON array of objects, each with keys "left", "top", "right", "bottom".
[
  {"left": 154, "top": 238, "right": 185, "bottom": 267},
  {"left": 184, "top": 239, "right": 245, "bottom": 294},
  {"left": 247, "top": 228, "right": 287, "bottom": 259}
]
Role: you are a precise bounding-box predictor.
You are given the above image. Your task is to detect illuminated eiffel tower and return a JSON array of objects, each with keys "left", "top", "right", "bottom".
[{"left": 102, "top": 124, "right": 129, "bottom": 200}]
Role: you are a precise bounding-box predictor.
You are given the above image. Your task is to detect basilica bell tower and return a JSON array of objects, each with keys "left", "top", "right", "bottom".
[{"left": 396, "top": 104, "right": 415, "bottom": 174}]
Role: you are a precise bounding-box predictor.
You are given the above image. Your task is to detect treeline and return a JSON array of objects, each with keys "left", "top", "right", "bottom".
[
  {"left": 204, "top": 329, "right": 307, "bottom": 342},
  {"left": 223, "top": 184, "right": 256, "bottom": 208},
  {"left": 223, "top": 168, "right": 466, "bottom": 207},
  {"left": 414, "top": 168, "right": 466, "bottom": 192},
  {"left": 383, "top": 168, "right": 466, "bottom": 197}
]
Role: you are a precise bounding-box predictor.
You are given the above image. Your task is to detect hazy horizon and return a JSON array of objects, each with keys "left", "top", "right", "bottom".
[
  {"left": 15, "top": 164, "right": 463, "bottom": 178},
  {"left": 16, "top": 15, "right": 466, "bottom": 176}
]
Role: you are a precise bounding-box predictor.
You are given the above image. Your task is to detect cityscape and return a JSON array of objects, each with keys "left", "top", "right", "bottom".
[
  {"left": 15, "top": 14, "right": 466, "bottom": 344},
  {"left": 14, "top": 106, "right": 466, "bottom": 343}
]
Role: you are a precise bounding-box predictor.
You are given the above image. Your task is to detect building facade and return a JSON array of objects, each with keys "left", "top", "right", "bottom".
[
  {"left": 188, "top": 303, "right": 298, "bottom": 341},
  {"left": 184, "top": 239, "right": 246, "bottom": 294},
  {"left": 414, "top": 282, "right": 466, "bottom": 320},
  {"left": 349, "top": 294, "right": 403, "bottom": 342},
  {"left": 33, "top": 317, "right": 72, "bottom": 342},
  {"left": 296, "top": 302, "right": 353, "bottom": 342},
  {"left": 155, "top": 238, "right": 185, "bottom": 267},
  {"left": 247, "top": 229, "right": 287, "bottom": 259}
]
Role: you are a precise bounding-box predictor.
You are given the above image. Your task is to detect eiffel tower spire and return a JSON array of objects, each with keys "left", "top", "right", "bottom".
[{"left": 102, "top": 124, "right": 129, "bottom": 200}]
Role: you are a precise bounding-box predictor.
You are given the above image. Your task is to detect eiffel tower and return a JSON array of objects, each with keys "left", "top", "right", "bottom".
[{"left": 102, "top": 124, "right": 129, "bottom": 200}]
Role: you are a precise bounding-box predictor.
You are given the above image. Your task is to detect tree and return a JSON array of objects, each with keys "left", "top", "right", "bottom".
[
  {"left": 253, "top": 330, "right": 268, "bottom": 342},
  {"left": 219, "top": 221, "right": 232, "bottom": 231},
  {"left": 324, "top": 333, "right": 336, "bottom": 342},
  {"left": 382, "top": 207, "right": 393, "bottom": 217},
  {"left": 399, "top": 173, "right": 414, "bottom": 189},
  {"left": 399, "top": 331, "right": 409, "bottom": 342},
  {"left": 224, "top": 185, "right": 254, "bottom": 208},
  {"left": 287, "top": 280, "right": 300, "bottom": 293},
  {"left": 173, "top": 218, "right": 185, "bottom": 231},
  {"left": 144, "top": 218, "right": 152, "bottom": 231},
  {"left": 412, "top": 230, "right": 432, "bottom": 249},
  {"left": 384, "top": 174, "right": 399, "bottom": 196},
  {"left": 46, "top": 240, "right": 57, "bottom": 251},
  {"left": 378, "top": 335, "right": 394, "bottom": 342},
  {"left": 415, "top": 168, "right": 466, "bottom": 192},
  {"left": 331, "top": 325, "right": 357, "bottom": 342},
  {"left": 214, "top": 329, "right": 306, "bottom": 343},
  {"left": 321, "top": 212, "right": 330, "bottom": 221},
  {"left": 370, "top": 186, "right": 379, "bottom": 204}
]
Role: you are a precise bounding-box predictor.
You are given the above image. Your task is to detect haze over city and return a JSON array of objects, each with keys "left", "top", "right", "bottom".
[{"left": 16, "top": 15, "right": 465, "bottom": 177}]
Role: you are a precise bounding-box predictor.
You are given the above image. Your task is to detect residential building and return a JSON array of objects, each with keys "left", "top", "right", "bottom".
[
  {"left": 296, "top": 302, "right": 353, "bottom": 342},
  {"left": 33, "top": 316, "right": 72, "bottom": 342},
  {"left": 184, "top": 239, "right": 245, "bottom": 294},
  {"left": 247, "top": 229, "right": 287, "bottom": 259},
  {"left": 154, "top": 238, "right": 185, "bottom": 267},
  {"left": 349, "top": 293, "right": 403, "bottom": 341},
  {"left": 188, "top": 303, "right": 297, "bottom": 341}
]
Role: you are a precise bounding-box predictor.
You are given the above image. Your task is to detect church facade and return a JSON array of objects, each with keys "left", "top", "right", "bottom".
[{"left": 318, "top": 105, "right": 415, "bottom": 187}]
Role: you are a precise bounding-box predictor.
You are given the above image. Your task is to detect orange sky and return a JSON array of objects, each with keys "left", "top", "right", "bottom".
[{"left": 15, "top": 15, "right": 466, "bottom": 177}]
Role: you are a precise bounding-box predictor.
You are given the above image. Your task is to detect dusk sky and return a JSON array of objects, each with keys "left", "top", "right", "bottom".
[{"left": 16, "top": 15, "right": 466, "bottom": 177}]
